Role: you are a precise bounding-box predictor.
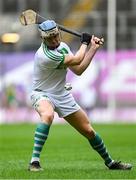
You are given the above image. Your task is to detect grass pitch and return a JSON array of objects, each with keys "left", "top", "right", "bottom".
[{"left": 0, "top": 123, "right": 135, "bottom": 179}]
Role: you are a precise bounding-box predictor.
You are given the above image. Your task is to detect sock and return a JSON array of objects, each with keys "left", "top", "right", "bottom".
[
  {"left": 30, "top": 122, "right": 50, "bottom": 163},
  {"left": 88, "top": 133, "right": 113, "bottom": 166}
]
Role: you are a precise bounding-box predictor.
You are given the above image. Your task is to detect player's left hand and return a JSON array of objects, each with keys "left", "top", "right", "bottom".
[{"left": 91, "top": 35, "right": 104, "bottom": 49}]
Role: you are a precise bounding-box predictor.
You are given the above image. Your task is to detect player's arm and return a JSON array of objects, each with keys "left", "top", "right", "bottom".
[
  {"left": 69, "top": 35, "right": 104, "bottom": 75},
  {"left": 63, "top": 33, "right": 91, "bottom": 66}
]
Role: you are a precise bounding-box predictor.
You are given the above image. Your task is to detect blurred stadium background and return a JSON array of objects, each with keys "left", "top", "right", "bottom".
[{"left": 0, "top": 0, "right": 136, "bottom": 124}]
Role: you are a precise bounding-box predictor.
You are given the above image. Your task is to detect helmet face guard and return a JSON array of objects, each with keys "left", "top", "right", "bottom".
[
  {"left": 39, "top": 20, "right": 60, "bottom": 38},
  {"left": 39, "top": 27, "right": 60, "bottom": 38}
]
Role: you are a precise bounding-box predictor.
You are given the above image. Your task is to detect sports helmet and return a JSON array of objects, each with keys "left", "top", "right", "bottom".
[{"left": 38, "top": 20, "right": 59, "bottom": 38}]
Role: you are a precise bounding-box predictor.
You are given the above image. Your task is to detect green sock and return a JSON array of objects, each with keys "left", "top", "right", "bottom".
[
  {"left": 89, "top": 133, "right": 113, "bottom": 166},
  {"left": 31, "top": 122, "right": 50, "bottom": 163}
]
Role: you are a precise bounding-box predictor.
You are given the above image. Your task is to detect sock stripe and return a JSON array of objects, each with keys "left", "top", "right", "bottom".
[
  {"left": 94, "top": 144, "right": 104, "bottom": 151},
  {"left": 35, "top": 131, "right": 48, "bottom": 137},
  {"left": 31, "top": 123, "right": 50, "bottom": 163},
  {"left": 107, "top": 160, "right": 114, "bottom": 167},
  {"left": 31, "top": 157, "right": 39, "bottom": 163},
  {"left": 33, "top": 150, "right": 40, "bottom": 154},
  {"left": 93, "top": 141, "right": 104, "bottom": 148},
  {"left": 89, "top": 133, "right": 113, "bottom": 165},
  {"left": 34, "top": 143, "right": 42, "bottom": 147},
  {"left": 35, "top": 133, "right": 47, "bottom": 140},
  {"left": 35, "top": 137, "right": 45, "bottom": 142}
]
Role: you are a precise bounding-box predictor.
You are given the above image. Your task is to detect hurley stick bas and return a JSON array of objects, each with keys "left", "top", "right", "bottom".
[{"left": 19, "top": 9, "right": 82, "bottom": 37}]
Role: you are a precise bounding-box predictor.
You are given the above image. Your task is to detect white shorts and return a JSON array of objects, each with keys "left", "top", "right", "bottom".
[{"left": 30, "top": 90, "right": 80, "bottom": 118}]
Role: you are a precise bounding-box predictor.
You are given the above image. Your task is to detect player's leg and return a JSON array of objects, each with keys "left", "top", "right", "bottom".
[
  {"left": 64, "top": 109, "right": 113, "bottom": 166},
  {"left": 29, "top": 99, "right": 54, "bottom": 171},
  {"left": 64, "top": 109, "right": 132, "bottom": 170}
]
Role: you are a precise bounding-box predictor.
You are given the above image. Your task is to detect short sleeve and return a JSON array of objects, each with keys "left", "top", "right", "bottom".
[{"left": 60, "top": 42, "right": 73, "bottom": 55}]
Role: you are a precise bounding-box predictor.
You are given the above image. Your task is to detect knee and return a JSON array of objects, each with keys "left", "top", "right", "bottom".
[{"left": 40, "top": 111, "right": 54, "bottom": 124}]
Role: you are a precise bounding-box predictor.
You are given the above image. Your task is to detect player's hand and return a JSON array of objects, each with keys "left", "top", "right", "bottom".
[
  {"left": 91, "top": 35, "right": 104, "bottom": 49},
  {"left": 80, "top": 33, "right": 92, "bottom": 45}
]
